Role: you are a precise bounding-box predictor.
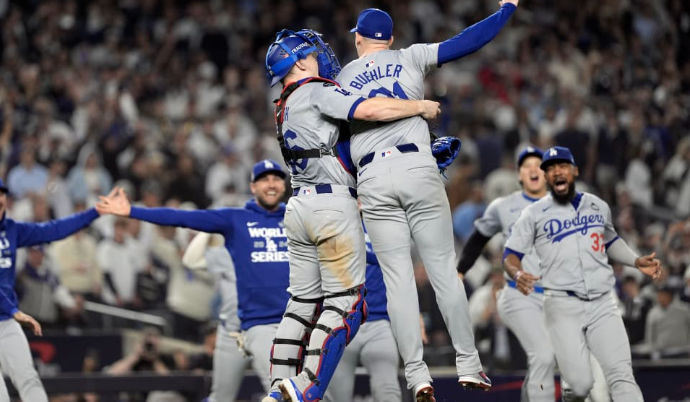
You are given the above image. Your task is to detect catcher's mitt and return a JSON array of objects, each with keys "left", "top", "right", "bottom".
[{"left": 431, "top": 136, "right": 462, "bottom": 170}]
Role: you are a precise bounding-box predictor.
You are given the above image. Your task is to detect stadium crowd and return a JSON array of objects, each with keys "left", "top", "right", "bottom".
[{"left": 0, "top": 0, "right": 689, "bottom": 379}]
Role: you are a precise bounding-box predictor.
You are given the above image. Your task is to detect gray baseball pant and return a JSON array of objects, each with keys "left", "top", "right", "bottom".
[
  {"left": 358, "top": 147, "right": 481, "bottom": 390},
  {"left": 0, "top": 319, "right": 48, "bottom": 402}
]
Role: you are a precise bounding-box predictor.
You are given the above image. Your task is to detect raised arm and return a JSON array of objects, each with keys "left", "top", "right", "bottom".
[
  {"left": 437, "top": 1, "right": 517, "bottom": 65},
  {"left": 96, "top": 188, "right": 232, "bottom": 235},
  {"left": 15, "top": 208, "right": 100, "bottom": 248}
]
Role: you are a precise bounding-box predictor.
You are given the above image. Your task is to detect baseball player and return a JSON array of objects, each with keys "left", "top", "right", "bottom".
[
  {"left": 324, "top": 218, "right": 402, "bottom": 402},
  {"left": 0, "top": 180, "right": 109, "bottom": 402},
  {"left": 262, "top": 29, "right": 440, "bottom": 402},
  {"left": 503, "top": 146, "right": 662, "bottom": 402},
  {"left": 182, "top": 232, "right": 251, "bottom": 402},
  {"left": 336, "top": 2, "right": 519, "bottom": 400},
  {"left": 96, "top": 160, "right": 291, "bottom": 395},
  {"left": 458, "top": 147, "right": 610, "bottom": 402}
]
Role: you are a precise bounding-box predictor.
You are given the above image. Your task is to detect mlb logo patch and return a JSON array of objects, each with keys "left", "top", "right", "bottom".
[
  {"left": 381, "top": 150, "right": 392, "bottom": 158},
  {"left": 303, "top": 188, "right": 312, "bottom": 195},
  {"left": 375, "top": 32, "right": 382, "bottom": 38},
  {"left": 366, "top": 60, "right": 375, "bottom": 68}
]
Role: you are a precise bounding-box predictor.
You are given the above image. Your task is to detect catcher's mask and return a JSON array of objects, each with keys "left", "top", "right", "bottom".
[{"left": 265, "top": 29, "right": 341, "bottom": 87}]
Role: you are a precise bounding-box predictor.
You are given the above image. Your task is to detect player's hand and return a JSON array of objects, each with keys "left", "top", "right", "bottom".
[
  {"left": 96, "top": 187, "right": 132, "bottom": 216},
  {"left": 515, "top": 270, "right": 540, "bottom": 295},
  {"left": 13, "top": 311, "right": 42, "bottom": 336},
  {"left": 636, "top": 252, "right": 663, "bottom": 281},
  {"left": 499, "top": 0, "right": 519, "bottom": 6},
  {"left": 420, "top": 100, "right": 441, "bottom": 120}
]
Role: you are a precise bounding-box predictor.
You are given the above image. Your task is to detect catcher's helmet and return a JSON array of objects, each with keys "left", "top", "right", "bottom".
[{"left": 265, "top": 29, "right": 341, "bottom": 87}]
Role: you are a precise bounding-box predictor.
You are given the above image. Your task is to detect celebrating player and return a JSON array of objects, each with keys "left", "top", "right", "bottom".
[
  {"left": 96, "top": 160, "right": 291, "bottom": 394},
  {"left": 458, "top": 147, "right": 610, "bottom": 402},
  {"left": 503, "top": 146, "right": 661, "bottom": 402},
  {"left": 0, "top": 180, "right": 111, "bottom": 402},
  {"left": 262, "top": 29, "right": 440, "bottom": 402},
  {"left": 182, "top": 231, "right": 252, "bottom": 402},
  {"left": 336, "top": 1, "right": 519, "bottom": 400},
  {"left": 324, "top": 213, "right": 402, "bottom": 402}
]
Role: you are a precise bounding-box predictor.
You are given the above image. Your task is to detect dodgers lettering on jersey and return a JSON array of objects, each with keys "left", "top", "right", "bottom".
[
  {"left": 505, "top": 192, "right": 618, "bottom": 297},
  {"left": 336, "top": 43, "right": 440, "bottom": 163},
  {"left": 474, "top": 191, "right": 541, "bottom": 278},
  {"left": 280, "top": 81, "right": 364, "bottom": 188}
]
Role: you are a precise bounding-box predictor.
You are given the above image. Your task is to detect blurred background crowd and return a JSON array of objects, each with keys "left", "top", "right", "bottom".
[{"left": 0, "top": 0, "right": 689, "bottom": 388}]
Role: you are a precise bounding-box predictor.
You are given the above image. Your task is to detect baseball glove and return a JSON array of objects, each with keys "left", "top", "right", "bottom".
[{"left": 431, "top": 136, "right": 462, "bottom": 170}]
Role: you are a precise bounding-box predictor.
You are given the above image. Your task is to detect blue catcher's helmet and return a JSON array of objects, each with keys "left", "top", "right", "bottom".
[{"left": 265, "top": 29, "right": 341, "bottom": 87}]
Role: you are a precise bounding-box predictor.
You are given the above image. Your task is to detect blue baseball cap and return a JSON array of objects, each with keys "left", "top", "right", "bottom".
[
  {"left": 251, "top": 159, "right": 287, "bottom": 182},
  {"left": 540, "top": 146, "right": 577, "bottom": 170},
  {"left": 0, "top": 178, "right": 8, "bottom": 194},
  {"left": 350, "top": 8, "right": 393, "bottom": 40},
  {"left": 517, "top": 146, "right": 543, "bottom": 168}
]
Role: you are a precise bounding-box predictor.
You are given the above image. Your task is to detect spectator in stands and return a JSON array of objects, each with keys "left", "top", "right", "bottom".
[
  {"left": 644, "top": 286, "right": 690, "bottom": 358},
  {"left": 7, "top": 146, "right": 49, "bottom": 199},
  {"left": 452, "top": 182, "right": 486, "bottom": 243},
  {"left": 67, "top": 145, "right": 113, "bottom": 206},
  {"left": 205, "top": 145, "right": 249, "bottom": 203},
  {"left": 16, "top": 246, "right": 83, "bottom": 329},
  {"left": 681, "top": 267, "right": 690, "bottom": 304},
  {"left": 188, "top": 324, "right": 216, "bottom": 373},
  {"left": 620, "top": 276, "right": 653, "bottom": 345},
  {"left": 153, "top": 225, "right": 214, "bottom": 341},
  {"left": 52, "top": 223, "right": 102, "bottom": 303},
  {"left": 97, "top": 218, "right": 147, "bottom": 308},
  {"left": 108, "top": 326, "right": 177, "bottom": 375}
]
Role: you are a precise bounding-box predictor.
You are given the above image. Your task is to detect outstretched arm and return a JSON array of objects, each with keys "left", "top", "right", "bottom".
[
  {"left": 437, "top": 0, "right": 518, "bottom": 65},
  {"left": 96, "top": 188, "right": 232, "bottom": 234},
  {"left": 15, "top": 209, "right": 100, "bottom": 248}
]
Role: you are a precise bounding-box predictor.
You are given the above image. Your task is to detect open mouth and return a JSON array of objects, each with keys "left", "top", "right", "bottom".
[
  {"left": 529, "top": 174, "right": 540, "bottom": 184},
  {"left": 553, "top": 178, "right": 567, "bottom": 192}
]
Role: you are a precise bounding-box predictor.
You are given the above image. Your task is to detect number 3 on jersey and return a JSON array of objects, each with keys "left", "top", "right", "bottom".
[
  {"left": 368, "top": 82, "right": 408, "bottom": 100},
  {"left": 591, "top": 233, "right": 605, "bottom": 253},
  {"left": 283, "top": 130, "right": 307, "bottom": 174}
]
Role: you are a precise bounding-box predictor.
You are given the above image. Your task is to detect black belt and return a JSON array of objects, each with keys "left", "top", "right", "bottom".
[
  {"left": 292, "top": 184, "right": 357, "bottom": 198},
  {"left": 565, "top": 291, "right": 606, "bottom": 302},
  {"left": 358, "top": 143, "right": 419, "bottom": 168}
]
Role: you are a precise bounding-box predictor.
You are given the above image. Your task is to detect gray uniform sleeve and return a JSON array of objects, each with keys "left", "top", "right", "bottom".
[
  {"left": 474, "top": 198, "right": 502, "bottom": 238},
  {"left": 399, "top": 43, "right": 440, "bottom": 76},
  {"left": 311, "top": 83, "right": 366, "bottom": 121},
  {"left": 504, "top": 207, "right": 535, "bottom": 255},
  {"left": 603, "top": 203, "right": 619, "bottom": 244}
]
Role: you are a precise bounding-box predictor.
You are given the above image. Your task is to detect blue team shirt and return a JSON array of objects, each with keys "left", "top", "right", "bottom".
[
  {"left": 0, "top": 209, "right": 100, "bottom": 320},
  {"left": 130, "top": 199, "right": 290, "bottom": 331}
]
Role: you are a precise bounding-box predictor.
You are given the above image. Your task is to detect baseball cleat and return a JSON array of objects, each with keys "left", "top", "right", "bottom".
[
  {"left": 278, "top": 379, "right": 304, "bottom": 402},
  {"left": 261, "top": 391, "right": 284, "bottom": 402},
  {"left": 458, "top": 371, "right": 492, "bottom": 391},
  {"left": 414, "top": 382, "right": 436, "bottom": 402}
]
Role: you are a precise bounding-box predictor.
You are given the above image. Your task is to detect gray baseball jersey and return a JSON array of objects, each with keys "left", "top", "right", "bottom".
[
  {"left": 336, "top": 44, "right": 439, "bottom": 162},
  {"left": 474, "top": 191, "right": 541, "bottom": 278},
  {"left": 505, "top": 192, "right": 617, "bottom": 297},
  {"left": 281, "top": 82, "right": 364, "bottom": 188}
]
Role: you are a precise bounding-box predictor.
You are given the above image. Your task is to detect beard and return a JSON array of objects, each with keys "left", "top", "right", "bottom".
[{"left": 550, "top": 181, "right": 576, "bottom": 204}]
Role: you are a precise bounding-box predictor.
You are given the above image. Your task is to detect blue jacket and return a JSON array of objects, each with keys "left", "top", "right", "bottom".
[
  {"left": 0, "top": 209, "right": 100, "bottom": 320},
  {"left": 363, "top": 225, "right": 388, "bottom": 322},
  {"left": 130, "top": 199, "right": 290, "bottom": 331}
]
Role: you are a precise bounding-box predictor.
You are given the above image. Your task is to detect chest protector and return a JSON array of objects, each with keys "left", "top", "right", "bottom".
[{"left": 274, "top": 78, "right": 356, "bottom": 177}]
